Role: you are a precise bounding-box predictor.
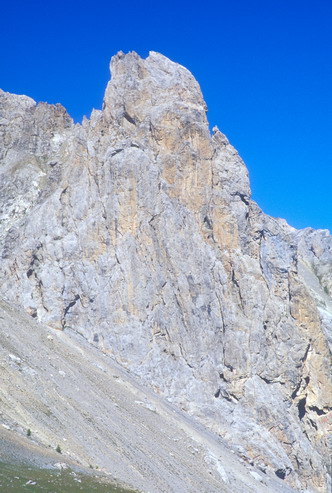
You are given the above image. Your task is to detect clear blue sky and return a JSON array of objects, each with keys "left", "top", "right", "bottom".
[{"left": 1, "top": 0, "right": 331, "bottom": 232}]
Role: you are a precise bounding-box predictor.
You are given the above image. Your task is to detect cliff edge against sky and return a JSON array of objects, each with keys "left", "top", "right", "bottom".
[{"left": 0, "top": 51, "right": 331, "bottom": 492}]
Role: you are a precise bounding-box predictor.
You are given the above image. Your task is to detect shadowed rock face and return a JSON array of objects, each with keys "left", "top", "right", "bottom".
[{"left": 0, "top": 51, "right": 331, "bottom": 492}]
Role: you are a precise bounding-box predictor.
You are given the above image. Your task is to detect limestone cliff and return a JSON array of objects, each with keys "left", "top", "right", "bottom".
[{"left": 0, "top": 51, "right": 331, "bottom": 492}]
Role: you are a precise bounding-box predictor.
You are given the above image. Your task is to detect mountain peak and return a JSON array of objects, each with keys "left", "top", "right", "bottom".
[{"left": 0, "top": 53, "right": 331, "bottom": 493}]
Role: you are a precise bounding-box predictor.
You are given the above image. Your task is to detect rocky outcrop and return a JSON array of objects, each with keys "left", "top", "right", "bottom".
[
  {"left": 0, "top": 298, "right": 299, "bottom": 493},
  {"left": 0, "top": 51, "right": 331, "bottom": 492}
]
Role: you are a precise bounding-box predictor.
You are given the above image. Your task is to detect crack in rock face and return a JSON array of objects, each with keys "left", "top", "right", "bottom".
[{"left": 0, "top": 52, "right": 331, "bottom": 492}]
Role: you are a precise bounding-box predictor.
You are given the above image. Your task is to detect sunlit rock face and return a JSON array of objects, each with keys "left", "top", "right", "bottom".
[{"left": 0, "top": 51, "right": 331, "bottom": 492}]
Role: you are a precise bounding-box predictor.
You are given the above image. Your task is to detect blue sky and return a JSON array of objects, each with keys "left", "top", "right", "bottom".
[{"left": 1, "top": 0, "right": 331, "bottom": 232}]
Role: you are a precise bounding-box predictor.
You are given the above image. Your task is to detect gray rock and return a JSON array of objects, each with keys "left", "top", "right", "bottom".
[{"left": 0, "top": 51, "right": 331, "bottom": 492}]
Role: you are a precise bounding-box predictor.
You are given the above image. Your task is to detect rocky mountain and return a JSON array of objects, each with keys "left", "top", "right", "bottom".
[{"left": 0, "top": 51, "right": 331, "bottom": 492}]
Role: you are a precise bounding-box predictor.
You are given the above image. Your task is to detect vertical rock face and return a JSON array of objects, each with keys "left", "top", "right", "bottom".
[{"left": 0, "top": 52, "right": 331, "bottom": 491}]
